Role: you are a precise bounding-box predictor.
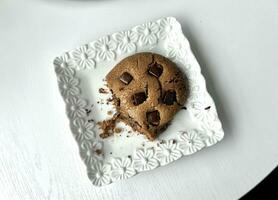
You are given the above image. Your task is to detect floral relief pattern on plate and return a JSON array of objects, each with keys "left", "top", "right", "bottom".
[
  {"left": 80, "top": 140, "right": 103, "bottom": 165},
  {"left": 70, "top": 118, "right": 95, "bottom": 142},
  {"left": 155, "top": 140, "right": 183, "bottom": 166},
  {"left": 157, "top": 17, "right": 182, "bottom": 39},
  {"left": 72, "top": 45, "right": 96, "bottom": 70},
  {"left": 113, "top": 30, "right": 138, "bottom": 53},
  {"left": 134, "top": 21, "right": 159, "bottom": 46},
  {"left": 54, "top": 53, "right": 75, "bottom": 76},
  {"left": 166, "top": 36, "right": 189, "bottom": 62},
  {"left": 178, "top": 130, "right": 205, "bottom": 155},
  {"left": 58, "top": 76, "right": 80, "bottom": 98},
  {"left": 200, "top": 120, "right": 224, "bottom": 147},
  {"left": 66, "top": 96, "right": 88, "bottom": 119},
  {"left": 88, "top": 162, "right": 112, "bottom": 186},
  {"left": 92, "top": 36, "right": 117, "bottom": 61},
  {"left": 189, "top": 101, "right": 216, "bottom": 122},
  {"left": 110, "top": 158, "right": 136, "bottom": 181},
  {"left": 133, "top": 148, "right": 159, "bottom": 172}
]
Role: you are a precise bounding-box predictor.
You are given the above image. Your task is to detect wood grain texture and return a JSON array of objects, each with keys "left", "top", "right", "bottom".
[{"left": 0, "top": 0, "right": 278, "bottom": 199}]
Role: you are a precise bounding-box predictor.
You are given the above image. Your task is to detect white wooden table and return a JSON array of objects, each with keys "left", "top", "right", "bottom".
[{"left": 0, "top": 0, "right": 277, "bottom": 199}]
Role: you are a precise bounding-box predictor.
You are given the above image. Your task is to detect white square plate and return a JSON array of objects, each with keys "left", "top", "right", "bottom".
[{"left": 53, "top": 17, "right": 224, "bottom": 186}]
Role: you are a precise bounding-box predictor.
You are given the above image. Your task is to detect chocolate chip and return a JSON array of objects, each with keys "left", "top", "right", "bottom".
[
  {"left": 148, "top": 63, "right": 163, "bottom": 78},
  {"left": 132, "top": 92, "right": 147, "bottom": 106},
  {"left": 163, "top": 90, "right": 176, "bottom": 105},
  {"left": 120, "top": 72, "right": 133, "bottom": 85},
  {"left": 146, "top": 110, "right": 160, "bottom": 126}
]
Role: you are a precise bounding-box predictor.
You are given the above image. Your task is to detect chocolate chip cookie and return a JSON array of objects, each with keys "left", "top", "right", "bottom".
[{"left": 106, "top": 52, "right": 187, "bottom": 140}]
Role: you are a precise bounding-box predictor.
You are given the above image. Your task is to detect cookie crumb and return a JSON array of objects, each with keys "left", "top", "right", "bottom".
[
  {"left": 205, "top": 106, "right": 211, "bottom": 110},
  {"left": 160, "top": 140, "right": 166, "bottom": 144},
  {"left": 114, "top": 127, "right": 122, "bottom": 134},
  {"left": 100, "top": 99, "right": 105, "bottom": 105},
  {"left": 107, "top": 94, "right": 120, "bottom": 107},
  {"left": 107, "top": 111, "right": 113, "bottom": 115},
  {"left": 99, "top": 88, "right": 108, "bottom": 94},
  {"left": 95, "top": 149, "right": 102, "bottom": 155},
  {"left": 98, "top": 113, "right": 120, "bottom": 139},
  {"left": 85, "top": 109, "right": 91, "bottom": 115}
]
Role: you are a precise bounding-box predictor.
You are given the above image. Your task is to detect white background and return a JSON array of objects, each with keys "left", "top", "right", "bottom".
[{"left": 0, "top": 0, "right": 277, "bottom": 199}]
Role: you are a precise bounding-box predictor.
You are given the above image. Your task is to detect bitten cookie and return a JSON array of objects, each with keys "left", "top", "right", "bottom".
[{"left": 106, "top": 52, "right": 187, "bottom": 140}]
